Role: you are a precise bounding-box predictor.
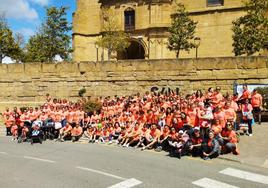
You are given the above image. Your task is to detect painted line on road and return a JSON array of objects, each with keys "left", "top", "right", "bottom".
[
  {"left": 23, "top": 156, "right": 56, "bottom": 163},
  {"left": 108, "top": 178, "right": 142, "bottom": 188},
  {"left": 76, "top": 166, "right": 125, "bottom": 180},
  {"left": 0, "top": 151, "right": 8, "bottom": 155},
  {"left": 262, "top": 159, "right": 268, "bottom": 169},
  {"left": 192, "top": 178, "right": 239, "bottom": 188},
  {"left": 220, "top": 168, "right": 268, "bottom": 185}
]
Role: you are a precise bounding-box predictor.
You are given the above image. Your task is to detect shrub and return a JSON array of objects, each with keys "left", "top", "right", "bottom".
[
  {"left": 78, "top": 87, "right": 86, "bottom": 97},
  {"left": 82, "top": 101, "right": 102, "bottom": 114}
]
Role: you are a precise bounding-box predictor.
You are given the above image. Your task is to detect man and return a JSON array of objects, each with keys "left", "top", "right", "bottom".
[
  {"left": 239, "top": 85, "right": 251, "bottom": 102},
  {"left": 141, "top": 124, "right": 161, "bottom": 150},
  {"left": 71, "top": 122, "right": 83, "bottom": 142},
  {"left": 251, "top": 89, "right": 263, "bottom": 125},
  {"left": 58, "top": 122, "right": 72, "bottom": 142},
  {"left": 189, "top": 127, "right": 203, "bottom": 157},
  {"left": 4, "top": 114, "right": 14, "bottom": 136}
]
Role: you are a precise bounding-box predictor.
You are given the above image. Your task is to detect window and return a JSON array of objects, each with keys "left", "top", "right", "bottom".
[
  {"left": 207, "top": 0, "right": 224, "bottom": 6},
  {"left": 124, "top": 9, "right": 135, "bottom": 31}
]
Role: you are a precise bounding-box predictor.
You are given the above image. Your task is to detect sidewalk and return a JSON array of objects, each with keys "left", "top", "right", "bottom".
[{"left": 219, "top": 122, "right": 268, "bottom": 169}]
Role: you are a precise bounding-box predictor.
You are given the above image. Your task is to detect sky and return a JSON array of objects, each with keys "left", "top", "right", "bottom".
[{"left": 0, "top": 0, "right": 76, "bottom": 63}]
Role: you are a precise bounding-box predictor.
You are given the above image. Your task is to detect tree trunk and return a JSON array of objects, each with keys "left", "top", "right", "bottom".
[
  {"left": 0, "top": 54, "right": 3, "bottom": 64},
  {"left": 176, "top": 50, "right": 180, "bottom": 59},
  {"left": 108, "top": 49, "right": 111, "bottom": 61}
]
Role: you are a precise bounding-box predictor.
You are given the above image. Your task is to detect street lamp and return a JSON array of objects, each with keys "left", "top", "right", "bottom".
[
  {"left": 95, "top": 43, "right": 99, "bottom": 62},
  {"left": 194, "top": 37, "right": 201, "bottom": 59}
]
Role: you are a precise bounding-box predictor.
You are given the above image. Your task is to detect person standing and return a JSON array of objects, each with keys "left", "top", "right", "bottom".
[
  {"left": 242, "top": 99, "right": 253, "bottom": 136},
  {"left": 251, "top": 89, "right": 263, "bottom": 125}
]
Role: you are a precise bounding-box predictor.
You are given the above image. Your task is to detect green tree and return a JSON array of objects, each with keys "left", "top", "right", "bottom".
[
  {"left": 167, "top": 4, "right": 198, "bottom": 58},
  {"left": 26, "top": 6, "right": 72, "bottom": 62},
  {"left": 232, "top": 0, "right": 268, "bottom": 56},
  {"left": 96, "top": 9, "right": 130, "bottom": 61},
  {"left": 0, "top": 14, "right": 21, "bottom": 63}
]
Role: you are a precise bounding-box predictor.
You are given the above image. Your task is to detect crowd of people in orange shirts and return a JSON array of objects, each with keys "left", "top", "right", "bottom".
[{"left": 2, "top": 85, "right": 263, "bottom": 160}]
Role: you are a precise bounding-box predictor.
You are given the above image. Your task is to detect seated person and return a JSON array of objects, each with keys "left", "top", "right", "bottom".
[
  {"left": 58, "top": 122, "right": 72, "bottom": 142},
  {"left": 84, "top": 126, "right": 95, "bottom": 143},
  {"left": 155, "top": 125, "right": 170, "bottom": 151},
  {"left": 122, "top": 123, "right": 141, "bottom": 147},
  {"left": 141, "top": 124, "right": 161, "bottom": 151},
  {"left": 189, "top": 127, "right": 203, "bottom": 157},
  {"left": 219, "top": 122, "right": 239, "bottom": 155},
  {"left": 71, "top": 122, "right": 83, "bottom": 142},
  {"left": 168, "top": 130, "right": 190, "bottom": 158},
  {"left": 202, "top": 131, "right": 221, "bottom": 160},
  {"left": 108, "top": 122, "right": 121, "bottom": 144},
  {"left": 99, "top": 127, "right": 110, "bottom": 143}
]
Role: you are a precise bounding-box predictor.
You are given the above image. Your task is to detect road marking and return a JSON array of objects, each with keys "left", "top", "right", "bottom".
[
  {"left": 76, "top": 166, "right": 125, "bottom": 180},
  {"left": 23, "top": 156, "right": 56, "bottom": 163},
  {"left": 108, "top": 178, "right": 142, "bottom": 188},
  {"left": 0, "top": 151, "right": 8, "bottom": 155},
  {"left": 262, "top": 159, "right": 268, "bottom": 169},
  {"left": 220, "top": 168, "right": 268, "bottom": 185},
  {"left": 192, "top": 178, "right": 239, "bottom": 188}
]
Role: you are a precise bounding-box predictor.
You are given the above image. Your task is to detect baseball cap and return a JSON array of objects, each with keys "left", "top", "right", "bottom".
[
  {"left": 194, "top": 127, "right": 200, "bottom": 132},
  {"left": 179, "top": 130, "right": 184, "bottom": 134}
]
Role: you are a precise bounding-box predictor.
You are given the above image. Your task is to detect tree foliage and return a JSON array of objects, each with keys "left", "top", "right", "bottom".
[
  {"left": 26, "top": 6, "right": 72, "bottom": 62},
  {"left": 167, "top": 4, "right": 198, "bottom": 58},
  {"left": 82, "top": 100, "right": 102, "bottom": 114},
  {"left": 232, "top": 0, "right": 268, "bottom": 56},
  {"left": 0, "top": 14, "right": 21, "bottom": 63},
  {"left": 96, "top": 9, "right": 130, "bottom": 60}
]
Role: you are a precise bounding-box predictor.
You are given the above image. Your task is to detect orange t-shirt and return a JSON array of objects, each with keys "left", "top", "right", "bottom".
[
  {"left": 241, "top": 90, "right": 251, "bottom": 100},
  {"left": 71, "top": 126, "right": 83, "bottom": 136},
  {"left": 5, "top": 117, "right": 14, "bottom": 127},
  {"left": 251, "top": 93, "right": 262, "bottom": 107},
  {"left": 224, "top": 107, "right": 236, "bottom": 121}
]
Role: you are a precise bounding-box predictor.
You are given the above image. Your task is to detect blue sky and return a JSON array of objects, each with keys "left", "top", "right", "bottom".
[{"left": 0, "top": 0, "right": 76, "bottom": 41}]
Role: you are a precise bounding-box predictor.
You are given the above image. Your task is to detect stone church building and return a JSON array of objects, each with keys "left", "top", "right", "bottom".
[{"left": 72, "top": 0, "right": 245, "bottom": 61}]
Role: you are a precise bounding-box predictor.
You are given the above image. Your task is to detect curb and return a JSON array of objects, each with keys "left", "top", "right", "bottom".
[{"left": 218, "top": 155, "right": 243, "bottom": 164}]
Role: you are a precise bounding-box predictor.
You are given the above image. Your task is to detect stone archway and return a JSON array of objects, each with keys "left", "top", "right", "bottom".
[{"left": 117, "top": 39, "right": 146, "bottom": 60}]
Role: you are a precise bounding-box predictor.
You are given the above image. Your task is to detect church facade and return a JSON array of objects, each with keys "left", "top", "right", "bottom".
[{"left": 72, "top": 0, "right": 245, "bottom": 61}]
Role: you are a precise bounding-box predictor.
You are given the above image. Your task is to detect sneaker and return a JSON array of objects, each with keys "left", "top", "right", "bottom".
[
  {"left": 203, "top": 157, "right": 211, "bottom": 160},
  {"left": 108, "top": 141, "right": 112, "bottom": 145},
  {"left": 249, "top": 134, "right": 253, "bottom": 137}
]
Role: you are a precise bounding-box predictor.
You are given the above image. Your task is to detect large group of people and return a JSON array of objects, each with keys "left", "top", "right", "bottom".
[{"left": 2, "top": 85, "right": 263, "bottom": 160}]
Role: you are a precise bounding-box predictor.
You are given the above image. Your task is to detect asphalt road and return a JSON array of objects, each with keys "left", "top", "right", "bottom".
[{"left": 0, "top": 137, "right": 268, "bottom": 188}]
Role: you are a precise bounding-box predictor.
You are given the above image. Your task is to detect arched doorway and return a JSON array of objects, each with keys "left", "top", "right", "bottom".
[{"left": 118, "top": 40, "right": 145, "bottom": 60}]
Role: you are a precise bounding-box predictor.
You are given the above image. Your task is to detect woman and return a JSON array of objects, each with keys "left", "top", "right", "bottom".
[
  {"left": 202, "top": 131, "right": 221, "bottom": 160},
  {"left": 242, "top": 99, "right": 253, "bottom": 136},
  {"left": 220, "top": 122, "right": 239, "bottom": 155}
]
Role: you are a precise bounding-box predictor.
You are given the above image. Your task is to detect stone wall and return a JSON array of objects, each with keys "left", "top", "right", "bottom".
[{"left": 0, "top": 56, "right": 267, "bottom": 111}]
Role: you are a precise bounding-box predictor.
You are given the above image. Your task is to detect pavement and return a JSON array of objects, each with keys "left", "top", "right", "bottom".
[
  {"left": 218, "top": 122, "right": 268, "bottom": 169},
  {"left": 0, "top": 136, "right": 268, "bottom": 188},
  {"left": 1, "top": 123, "right": 268, "bottom": 171}
]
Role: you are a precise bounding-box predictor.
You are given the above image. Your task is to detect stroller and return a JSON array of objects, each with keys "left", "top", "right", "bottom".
[{"left": 31, "top": 120, "right": 43, "bottom": 145}]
